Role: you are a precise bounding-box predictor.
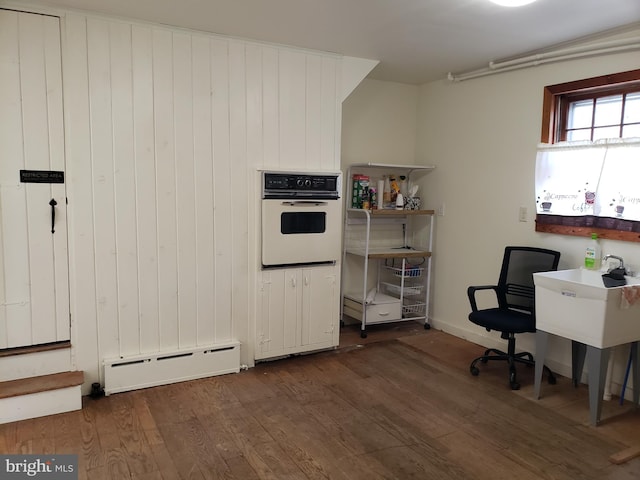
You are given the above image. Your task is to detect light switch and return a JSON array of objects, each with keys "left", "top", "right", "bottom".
[{"left": 519, "top": 206, "right": 528, "bottom": 222}]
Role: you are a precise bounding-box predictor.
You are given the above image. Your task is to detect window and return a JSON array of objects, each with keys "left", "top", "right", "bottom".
[
  {"left": 564, "top": 92, "right": 640, "bottom": 141},
  {"left": 537, "top": 69, "right": 640, "bottom": 242},
  {"left": 541, "top": 69, "right": 640, "bottom": 144}
]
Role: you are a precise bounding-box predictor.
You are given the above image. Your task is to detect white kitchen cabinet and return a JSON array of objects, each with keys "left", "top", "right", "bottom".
[
  {"left": 341, "top": 163, "right": 435, "bottom": 338},
  {"left": 256, "top": 265, "right": 339, "bottom": 360}
]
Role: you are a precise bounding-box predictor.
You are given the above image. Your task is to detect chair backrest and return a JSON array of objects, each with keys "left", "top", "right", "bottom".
[{"left": 497, "top": 246, "right": 561, "bottom": 313}]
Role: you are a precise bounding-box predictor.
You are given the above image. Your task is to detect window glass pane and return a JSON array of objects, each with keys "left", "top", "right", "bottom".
[
  {"left": 568, "top": 100, "right": 593, "bottom": 129},
  {"left": 593, "top": 126, "right": 620, "bottom": 141},
  {"left": 566, "top": 128, "right": 591, "bottom": 141},
  {"left": 594, "top": 94, "right": 623, "bottom": 127},
  {"left": 624, "top": 93, "right": 640, "bottom": 123},
  {"left": 622, "top": 124, "right": 640, "bottom": 138}
]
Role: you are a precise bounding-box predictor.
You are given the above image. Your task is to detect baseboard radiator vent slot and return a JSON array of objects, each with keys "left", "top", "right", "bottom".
[{"left": 103, "top": 341, "right": 240, "bottom": 395}]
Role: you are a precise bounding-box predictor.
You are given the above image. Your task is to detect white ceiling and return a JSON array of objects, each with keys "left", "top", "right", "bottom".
[{"left": 28, "top": 0, "right": 640, "bottom": 84}]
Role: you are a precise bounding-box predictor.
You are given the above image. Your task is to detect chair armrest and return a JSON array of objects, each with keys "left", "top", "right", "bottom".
[{"left": 467, "top": 285, "right": 498, "bottom": 312}]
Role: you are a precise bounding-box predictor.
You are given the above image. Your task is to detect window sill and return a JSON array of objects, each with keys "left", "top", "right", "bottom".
[{"left": 535, "top": 219, "right": 640, "bottom": 243}]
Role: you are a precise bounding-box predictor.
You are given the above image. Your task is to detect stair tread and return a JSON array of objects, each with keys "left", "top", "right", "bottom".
[
  {"left": 0, "top": 340, "right": 70, "bottom": 358},
  {"left": 0, "top": 371, "right": 83, "bottom": 399}
]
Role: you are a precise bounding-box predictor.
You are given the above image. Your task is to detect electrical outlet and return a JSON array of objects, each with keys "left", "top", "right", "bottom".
[
  {"left": 519, "top": 206, "right": 528, "bottom": 222},
  {"left": 437, "top": 203, "right": 445, "bottom": 216}
]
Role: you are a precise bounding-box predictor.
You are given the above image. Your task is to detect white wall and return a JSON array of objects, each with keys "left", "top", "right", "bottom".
[
  {"left": 415, "top": 29, "right": 640, "bottom": 389},
  {"left": 341, "top": 78, "right": 419, "bottom": 168}
]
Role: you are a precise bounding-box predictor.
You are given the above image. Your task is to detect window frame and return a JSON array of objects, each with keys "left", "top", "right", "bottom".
[
  {"left": 537, "top": 68, "right": 640, "bottom": 242},
  {"left": 541, "top": 69, "right": 640, "bottom": 144}
]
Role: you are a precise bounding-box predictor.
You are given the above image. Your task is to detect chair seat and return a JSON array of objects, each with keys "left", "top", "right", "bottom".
[{"left": 468, "top": 308, "right": 535, "bottom": 334}]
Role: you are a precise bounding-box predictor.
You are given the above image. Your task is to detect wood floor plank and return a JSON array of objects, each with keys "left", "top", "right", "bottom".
[
  {"left": 2, "top": 327, "right": 639, "bottom": 478},
  {"left": 78, "top": 401, "right": 104, "bottom": 471},
  {"left": 437, "top": 429, "right": 544, "bottom": 480}
]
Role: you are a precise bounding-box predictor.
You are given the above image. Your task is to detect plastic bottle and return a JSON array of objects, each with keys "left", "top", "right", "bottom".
[
  {"left": 584, "top": 233, "right": 601, "bottom": 270},
  {"left": 370, "top": 188, "right": 377, "bottom": 209},
  {"left": 389, "top": 176, "right": 399, "bottom": 203},
  {"left": 399, "top": 176, "right": 407, "bottom": 196},
  {"left": 361, "top": 187, "right": 370, "bottom": 210},
  {"left": 383, "top": 176, "right": 391, "bottom": 206}
]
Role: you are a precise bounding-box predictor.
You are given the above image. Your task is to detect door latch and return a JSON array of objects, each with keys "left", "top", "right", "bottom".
[{"left": 49, "top": 198, "right": 57, "bottom": 233}]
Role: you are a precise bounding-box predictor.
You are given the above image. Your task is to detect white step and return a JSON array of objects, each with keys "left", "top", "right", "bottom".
[
  {"left": 0, "top": 342, "right": 72, "bottom": 382},
  {"left": 0, "top": 371, "right": 84, "bottom": 424}
]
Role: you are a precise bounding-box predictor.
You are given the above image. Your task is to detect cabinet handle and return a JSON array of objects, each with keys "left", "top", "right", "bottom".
[
  {"left": 378, "top": 311, "right": 390, "bottom": 316},
  {"left": 304, "top": 275, "right": 309, "bottom": 286},
  {"left": 49, "top": 198, "right": 57, "bottom": 234},
  {"left": 291, "top": 276, "right": 296, "bottom": 287}
]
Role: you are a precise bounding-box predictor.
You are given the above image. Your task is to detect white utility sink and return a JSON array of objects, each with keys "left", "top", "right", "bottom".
[{"left": 534, "top": 268, "right": 640, "bottom": 348}]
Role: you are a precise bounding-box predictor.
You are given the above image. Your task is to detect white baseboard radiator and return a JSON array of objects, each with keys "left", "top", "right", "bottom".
[{"left": 103, "top": 341, "right": 240, "bottom": 395}]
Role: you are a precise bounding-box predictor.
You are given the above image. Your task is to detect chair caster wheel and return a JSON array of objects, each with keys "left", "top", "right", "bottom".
[
  {"left": 360, "top": 331, "right": 367, "bottom": 339},
  {"left": 424, "top": 323, "right": 431, "bottom": 330},
  {"left": 470, "top": 366, "right": 479, "bottom": 376},
  {"left": 548, "top": 375, "right": 557, "bottom": 385},
  {"left": 509, "top": 372, "right": 520, "bottom": 390}
]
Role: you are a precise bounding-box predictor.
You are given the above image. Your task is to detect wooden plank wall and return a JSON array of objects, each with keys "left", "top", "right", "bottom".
[{"left": 61, "top": 13, "right": 341, "bottom": 388}]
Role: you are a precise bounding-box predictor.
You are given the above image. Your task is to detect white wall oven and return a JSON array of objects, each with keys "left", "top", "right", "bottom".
[{"left": 262, "top": 171, "right": 342, "bottom": 268}]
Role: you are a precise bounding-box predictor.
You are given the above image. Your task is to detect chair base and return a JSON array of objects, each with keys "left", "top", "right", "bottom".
[{"left": 470, "top": 336, "right": 556, "bottom": 390}]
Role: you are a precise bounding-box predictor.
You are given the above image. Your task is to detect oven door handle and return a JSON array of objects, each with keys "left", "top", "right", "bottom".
[{"left": 281, "top": 201, "right": 328, "bottom": 206}]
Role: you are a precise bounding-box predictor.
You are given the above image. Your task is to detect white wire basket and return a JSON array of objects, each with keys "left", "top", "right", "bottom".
[
  {"left": 381, "top": 282, "right": 424, "bottom": 297},
  {"left": 402, "top": 301, "right": 426, "bottom": 316},
  {"left": 386, "top": 266, "right": 424, "bottom": 278}
]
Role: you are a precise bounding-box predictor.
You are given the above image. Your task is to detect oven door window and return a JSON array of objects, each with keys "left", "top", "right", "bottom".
[{"left": 281, "top": 212, "right": 326, "bottom": 234}]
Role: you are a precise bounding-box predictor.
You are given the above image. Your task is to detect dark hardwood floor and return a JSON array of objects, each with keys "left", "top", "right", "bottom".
[{"left": 2, "top": 323, "right": 639, "bottom": 479}]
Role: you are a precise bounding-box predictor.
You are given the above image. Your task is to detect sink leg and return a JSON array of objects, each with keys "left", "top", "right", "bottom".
[
  {"left": 632, "top": 342, "right": 640, "bottom": 408},
  {"left": 534, "top": 330, "right": 549, "bottom": 399},
  {"left": 586, "top": 346, "right": 610, "bottom": 426},
  {"left": 572, "top": 341, "right": 587, "bottom": 387}
]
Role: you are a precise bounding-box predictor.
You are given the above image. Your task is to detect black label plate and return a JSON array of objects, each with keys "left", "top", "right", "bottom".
[{"left": 20, "top": 170, "right": 65, "bottom": 184}]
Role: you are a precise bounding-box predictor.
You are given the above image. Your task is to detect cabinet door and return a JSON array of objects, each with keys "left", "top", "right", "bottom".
[
  {"left": 256, "top": 269, "right": 301, "bottom": 359},
  {"left": 301, "top": 266, "right": 338, "bottom": 348},
  {"left": 0, "top": 11, "right": 69, "bottom": 349}
]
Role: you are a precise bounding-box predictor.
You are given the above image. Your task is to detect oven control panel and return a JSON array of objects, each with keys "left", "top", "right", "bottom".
[{"left": 263, "top": 172, "right": 340, "bottom": 199}]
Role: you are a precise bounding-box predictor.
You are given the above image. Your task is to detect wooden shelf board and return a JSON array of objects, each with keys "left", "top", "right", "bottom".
[
  {"left": 371, "top": 209, "right": 435, "bottom": 216},
  {"left": 346, "top": 247, "right": 431, "bottom": 259},
  {"left": 347, "top": 208, "right": 435, "bottom": 216},
  {"left": 349, "top": 162, "right": 435, "bottom": 172}
]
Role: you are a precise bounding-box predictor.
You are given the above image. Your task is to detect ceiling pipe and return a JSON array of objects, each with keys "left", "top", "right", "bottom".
[{"left": 448, "top": 36, "right": 640, "bottom": 82}]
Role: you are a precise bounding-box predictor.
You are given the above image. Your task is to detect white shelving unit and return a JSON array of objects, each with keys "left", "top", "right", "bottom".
[{"left": 341, "top": 163, "right": 435, "bottom": 338}]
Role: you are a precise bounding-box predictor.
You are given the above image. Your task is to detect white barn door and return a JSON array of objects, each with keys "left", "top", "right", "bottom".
[{"left": 0, "top": 10, "right": 69, "bottom": 349}]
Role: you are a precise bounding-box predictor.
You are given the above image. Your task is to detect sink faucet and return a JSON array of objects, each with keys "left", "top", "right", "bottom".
[{"left": 603, "top": 254, "right": 625, "bottom": 273}]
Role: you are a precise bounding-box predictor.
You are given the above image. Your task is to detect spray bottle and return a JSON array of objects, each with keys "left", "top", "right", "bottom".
[{"left": 584, "top": 233, "right": 601, "bottom": 270}]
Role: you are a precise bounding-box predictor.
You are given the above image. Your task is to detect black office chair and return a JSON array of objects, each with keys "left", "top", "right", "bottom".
[{"left": 467, "top": 246, "right": 561, "bottom": 390}]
